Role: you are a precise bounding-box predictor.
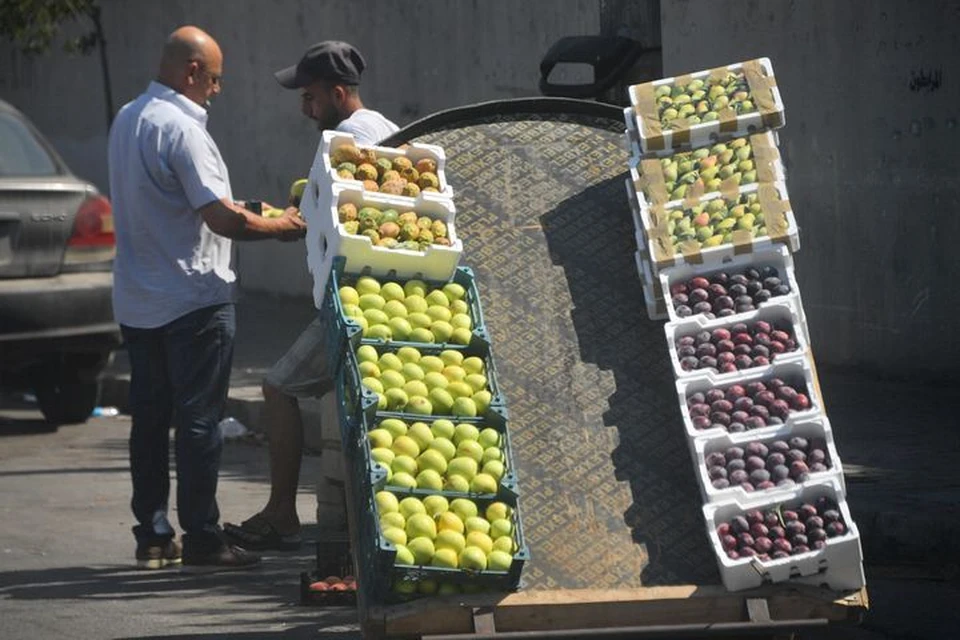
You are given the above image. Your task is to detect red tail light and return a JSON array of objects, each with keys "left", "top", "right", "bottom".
[{"left": 64, "top": 194, "right": 116, "bottom": 264}]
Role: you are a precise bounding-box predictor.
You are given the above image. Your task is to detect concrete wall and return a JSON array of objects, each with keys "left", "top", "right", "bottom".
[
  {"left": 661, "top": 0, "right": 959, "bottom": 379},
  {"left": 0, "top": 0, "right": 611, "bottom": 296}
]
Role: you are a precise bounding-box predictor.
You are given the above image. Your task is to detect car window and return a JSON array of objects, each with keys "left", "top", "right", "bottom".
[{"left": 0, "top": 111, "right": 60, "bottom": 177}]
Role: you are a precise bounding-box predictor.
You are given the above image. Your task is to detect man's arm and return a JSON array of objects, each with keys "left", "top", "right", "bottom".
[{"left": 199, "top": 199, "right": 306, "bottom": 242}]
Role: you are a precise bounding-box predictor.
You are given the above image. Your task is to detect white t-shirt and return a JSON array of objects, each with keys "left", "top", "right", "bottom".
[
  {"left": 108, "top": 82, "right": 235, "bottom": 328},
  {"left": 335, "top": 108, "right": 399, "bottom": 145}
]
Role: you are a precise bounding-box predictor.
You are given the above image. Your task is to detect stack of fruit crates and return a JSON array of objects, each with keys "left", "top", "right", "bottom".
[
  {"left": 301, "top": 132, "right": 529, "bottom": 603},
  {"left": 623, "top": 58, "right": 865, "bottom": 592}
]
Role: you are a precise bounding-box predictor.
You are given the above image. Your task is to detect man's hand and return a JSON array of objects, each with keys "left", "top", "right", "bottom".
[{"left": 275, "top": 207, "right": 307, "bottom": 242}]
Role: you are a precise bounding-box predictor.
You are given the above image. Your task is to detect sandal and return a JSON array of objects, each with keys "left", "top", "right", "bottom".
[{"left": 222, "top": 513, "right": 302, "bottom": 551}]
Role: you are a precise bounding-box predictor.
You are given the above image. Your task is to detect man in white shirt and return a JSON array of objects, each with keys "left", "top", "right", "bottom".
[
  {"left": 223, "top": 41, "right": 397, "bottom": 550},
  {"left": 109, "top": 25, "right": 306, "bottom": 572}
]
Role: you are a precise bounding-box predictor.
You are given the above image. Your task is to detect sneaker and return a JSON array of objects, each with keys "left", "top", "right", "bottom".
[
  {"left": 135, "top": 538, "right": 182, "bottom": 570},
  {"left": 181, "top": 541, "right": 262, "bottom": 574}
]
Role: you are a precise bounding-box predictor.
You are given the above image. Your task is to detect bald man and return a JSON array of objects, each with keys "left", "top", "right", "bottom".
[{"left": 108, "top": 26, "right": 304, "bottom": 573}]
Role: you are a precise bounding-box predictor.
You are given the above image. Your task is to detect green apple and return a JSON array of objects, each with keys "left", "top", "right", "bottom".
[
  {"left": 409, "top": 327, "right": 435, "bottom": 343},
  {"left": 416, "top": 468, "right": 444, "bottom": 491},
  {"left": 466, "top": 530, "right": 493, "bottom": 554},
  {"left": 380, "top": 418, "right": 408, "bottom": 439},
  {"left": 428, "top": 388, "right": 455, "bottom": 414},
  {"left": 407, "top": 422, "right": 434, "bottom": 450},
  {"left": 339, "top": 286, "right": 360, "bottom": 306},
  {"left": 422, "top": 494, "right": 449, "bottom": 517},
  {"left": 383, "top": 526, "right": 407, "bottom": 546},
  {"left": 487, "top": 549, "right": 512, "bottom": 571},
  {"left": 384, "top": 388, "right": 409, "bottom": 411},
  {"left": 363, "top": 308, "right": 389, "bottom": 326},
  {"left": 382, "top": 299, "right": 408, "bottom": 318},
  {"left": 450, "top": 498, "right": 479, "bottom": 521},
  {"left": 452, "top": 397, "right": 478, "bottom": 417},
  {"left": 482, "top": 460, "right": 505, "bottom": 481},
  {"left": 482, "top": 446, "right": 503, "bottom": 465},
  {"left": 358, "top": 293, "right": 386, "bottom": 311},
  {"left": 380, "top": 370, "right": 406, "bottom": 391},
  {"left": 426, "top": 305, "right": 453, "bottom": 323},
  {"left": 435, "top": 530, "right": 466, "bottom": 554},
  {"left": 396, "top": 346, "right": 421, "bottom": 363},
  {"left": 380, "top": 511, "right": 406, "bottom": 530},
  {"left": 493, "top": 536, "right": 515, "bottom": 554},
  {"left": 419, "top": 355, "right": 445, "bottom": 373},
  {"left": 429, "top": 437, "right": 457, "bottom": 461},
  {"left": 388, "top": 471, "right": 417, "bottom": 489},
  {"left": 430, "top": 547, "right": 458, "bottom": 568},
  {"left": 381, "top": 281, "right": 405, "bottom": 301},
  {"left": 430, "top": 320, "right": 454, "bottom": 343},
  {"left": 458, "top": 546, "right": 487, "bottom": 570},
  {"left": 371, "top": 447, "right": 395, "bottom": 467},
  {"left": 450, "top": 327, "right": 472, "bottom": 345},
  {"left": 387, "top": 317, "right": 412, "bottom": 340},
  {"left": 461, "top": 357, "right": 484, "bottom": 375},
  {"left": 375, "top": 490, "right": 400, "bottom": 514},
  {"left": 450, "top": 313, "right": 472, "bottom": 330},
  {"left": 430, "top": 419, "right": 456, "bottom": 439},
  {"left": 442, "top": 282, "right": 466, "bottom": 302},
  {"left": 464, "top": 373, "right": 487, "bottom": 393},
  {"left": 391, "top": 454, "right": 417, "bottom": 476},
  {"left": 406, "top": 395, "right": 433, "bottom": 416},
  {"left": 394, "top": 544, "right": 415, "bottom": 565},
  {"left": 407, "top": 312, "right": 432, "bottom": 330},
  {"left": 444, "top": 474, "right": 470, "bottom": 492},
  {"left": 453, "top": 423, "right": 479, "bottom": 444},
  {"left": 378, "top": 352, "right": 404, "bottom": 372},
  {"left": 436, "top": 510, "right": 465, "bottom": 534},
  {"left": 401, "top": 362, "right": 425, "bottom": 381},
  {"left": 403, "top": 279, "right": 428, "bottom": 298},
  {"left": 399, "top": 496, "right": 426, "bottom": 518},
  {"left": 357, "top": 344, "right": 379, "bottom": 364},
  {"left": 407, "top": 536, "right": 435, "bottom": 565},
  {"left": 477, "top": 428, "right": 500, "bottom": 449},
  {"left": 447, "top": 456, "right": 478, "bottom": 481},
  {"left": 342, "top": 303, "right": 363, "bottom": 319},
  {"left": 423, "top": 371, "right": 449, "bottom": 391},
  {"left": 358, "top": 360, "right": 381, "bottom": 378},
  {"left": 490, "top": 518, "right": 512, "bottom": 540},
  {"left": 425, "top": 289, "right": 450, "bottom": 307},
  {"left": 366, "top": 324, "right": 392, "bottom": 341},
  {"left": 472, "top": 390, "right": 492, "bottom": 414},
  {"left": 456, "top": 439, "right": 484, "bottom": 464},
  {"left": 439, "top": 350, "right": 464, "bottom": 367},
  {"left": 464, "top": 516, "right": 490, "bottom": 536},
  {"left": 450, "top": 299, "right": 469, "bottom": 315},
  {"left": 391, "top": 435, "right": 420, "bottom": 458},
  {"left": 470, "top": 473, "right": 498, "bottom": 494},
  {"left": 361, "top": 376, "right": 384, "bottom": 395},
  {"left": 446, "top": 381, "right": 474, "bottom": 399},
  {"left": 403, "top": 294, "right": 428, "bottom": 314},
  {"left": 485, "top": 502, "right": 511, "bottom": 521},
  {"left": 403, "top": 380, "right": 429, "bottom": 399},
  {"left": 367, "top": 428, "right": 393, "bottom": 449},
  {"left": 355, "top": 276, "right": 381, "bottom": 296}
]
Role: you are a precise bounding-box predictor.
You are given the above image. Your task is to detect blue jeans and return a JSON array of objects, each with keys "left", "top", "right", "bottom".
[{"left": 121, "top": 303, "right": 235, "bottom": 552}]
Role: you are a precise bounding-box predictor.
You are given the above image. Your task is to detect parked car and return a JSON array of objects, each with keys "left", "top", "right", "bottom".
[{"left": 0, "top": 98, "right": 120, "bottom": 424}]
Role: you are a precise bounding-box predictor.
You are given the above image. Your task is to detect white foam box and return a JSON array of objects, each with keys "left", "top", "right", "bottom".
[
  {"left": 300, "top": 179, "right": 463, "bottom": 309},
  {"left": 702, "top": 478, "right": 865, "bottom": 592},
  {"left": 315, "top": 130, "right": 454, "bottom": 200},
  {"left": 675, "top": 354, "right": 825, "bottom": 445},
  {"left": 625, "top": 57, "right": 785, "bottom": 155},
  {"left": 664, "top": 298, "right": 810, "bottom": 382},
  {"left": 657, "top": 245, "right": 810, "bottom": 344},
  {"left": 628, "top": 131, "right": 785, "bottom": 211},
  {"left": 634, "top": 250, "right": 667, "bottom": 321},
  {"left": 693, "top": 414, "right": 847, "bottom": 504},
  {"left": 641, "top": 181, "right": 800, "bottom": 273}
]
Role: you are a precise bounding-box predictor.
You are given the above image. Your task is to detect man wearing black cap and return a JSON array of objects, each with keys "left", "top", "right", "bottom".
[
  {"left": 222, "top": 41, "right": 397, "bottom": 550},
  {"left": 276, "top": 40, "right": 398, "bottom": 145}
]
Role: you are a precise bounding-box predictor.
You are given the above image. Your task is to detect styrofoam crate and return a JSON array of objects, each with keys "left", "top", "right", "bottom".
[
  {"left": 315, "top": 130, "right": 454, "bottom": 200},
  {"left": 634, "top": 250, "right": 667, "bottom": 321},
  {"left": 665, "top": 298, "right": 810, "bottom": 381},
  {"left": 629, "top": 131, "right": 785, "bottom": 210},
  {"left": 703, "top": 478, "right": 864, "bottom": 592},
  {"left": 675, "top": 354, "right": 824, "bottom": 444},
  {"left": 625, "top": 57, "right": 785, "bottom": 154},
  {"left": 657, "top": 245, "right": 810, "bottom": 344},
  {"left": 693, "top": 414, "right": 846, "bottom": 504},
  {"left": 641, "top": 181, "right": 800, "bottom": 273},
  {"left": 302, "top": 181, "right": 464, "bottom": 307}
]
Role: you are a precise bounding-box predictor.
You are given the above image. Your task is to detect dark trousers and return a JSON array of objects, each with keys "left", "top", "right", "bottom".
[{"left": 121, "top": 303, "right": 235, "bottom": 552}]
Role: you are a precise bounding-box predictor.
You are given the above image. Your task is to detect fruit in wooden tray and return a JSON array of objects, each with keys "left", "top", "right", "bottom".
[
  {"left": 646, "top": 136, "right": 766, "bottom": 202},
  {"left": 658, "top": 190, "right": 776, "bottom": 253},
  {"left": 654, "top": 71, "right": 756, "bottom": 130}
]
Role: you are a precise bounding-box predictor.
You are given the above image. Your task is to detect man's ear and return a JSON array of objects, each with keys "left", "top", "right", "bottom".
[
  {"left": 332, "top": 84, "right": 347, "bottom": 106},
  {"left": 186, "top": 60, "right": 201, "bottom": 87}
]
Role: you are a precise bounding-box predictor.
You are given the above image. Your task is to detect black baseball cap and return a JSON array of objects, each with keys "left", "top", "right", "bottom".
[{"left": 274, "top": 41, "right": 365, "bottom": 89}]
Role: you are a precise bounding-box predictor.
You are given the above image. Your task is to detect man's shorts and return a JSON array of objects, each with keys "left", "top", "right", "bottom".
[{"left": 264, "top": 314, "right": 336, "bottom": 399}]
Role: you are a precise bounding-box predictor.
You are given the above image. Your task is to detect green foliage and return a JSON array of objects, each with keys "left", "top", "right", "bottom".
[{"left": 0, "top": 0, "right": 101, "bottom": 55}]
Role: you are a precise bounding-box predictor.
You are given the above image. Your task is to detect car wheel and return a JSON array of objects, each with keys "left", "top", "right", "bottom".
[{"left": 34, "top": 379, "right": 101, "bottom": 425}]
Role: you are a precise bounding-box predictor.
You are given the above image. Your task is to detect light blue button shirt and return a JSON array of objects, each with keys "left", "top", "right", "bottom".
[{"left": 108, "top": 81, "right": 236, "bottom": 328}]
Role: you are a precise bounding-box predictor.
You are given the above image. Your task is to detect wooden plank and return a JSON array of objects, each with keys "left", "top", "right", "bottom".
[{"left": 372, "top": 586, "right": 868, "bottom": 637}]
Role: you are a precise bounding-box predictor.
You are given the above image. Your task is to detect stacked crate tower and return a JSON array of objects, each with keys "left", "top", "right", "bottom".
[
  {"left": 623, "top": 58, "right": 865, "bottom": 592},
  {"left": 300, "top": 131, "right": 529, "bottom": 603}
]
